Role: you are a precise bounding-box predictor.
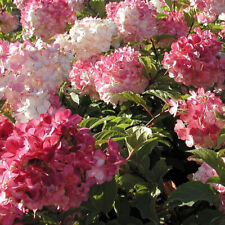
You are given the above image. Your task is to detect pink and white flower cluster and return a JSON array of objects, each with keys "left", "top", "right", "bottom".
[
  {"left": 0, "top": 109, "right": 124, "bottom": 224},
  {"left": 0, "top": 10, "right": 18, "bottom": 33},
  {"left": 168, "top": 88, "right": 225, "bottom": 149},
  {"left": 193, "top": 159, "right": 225, "bottom": 213},
  {"left": 19, "top": 0, "right": 77, "bottom": 41},
  {"left": 162, "top": 28, "right": 224, "bottom": 88},
  {"left": 106, "top": 0, "right": 158, "bottom": 43},
  {"left": 0, "top": 40, "right": 73, "bottom": 123},
  {"left": 156, "top": 9, "right": 189, "bottom": 47},
  {"left": 190, "top": 0, "right": 225, "bottom": 24},
  {"left": 55, "top": 17, "right": 118, "bottom": 59},
  {"left": 69, "top": 47, "right": 149, "bottom": 105}
]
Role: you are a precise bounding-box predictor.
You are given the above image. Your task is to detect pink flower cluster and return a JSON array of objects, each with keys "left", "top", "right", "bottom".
[
  {"left": 169, "top": 88, "right": 225, "bottom": 149},
  {"left": 0, "top": 110, "right": 124, "bottom": 224},
  {"left": 193, "top": 159, "right": 225, "bottom": 213},
  {"left": 0, "top": 10, "right": 18, "bottom": 33},
  {"left": 0, "top": 40, "right": 73, "bottom": 123},
  {"left": 190, "top": 0, "right": 225, "bottom": 24},
  {"left": 69, "top": 47, "right": 149, "bottom": 105},
  {"left": 106, "top": 0, "right": 157, "bottom": 43},
  {"left": 156, "top": 10, "right": 189, "bottom": 47},
  {"left": 162, "top": 28, "right": 224, "bottom": 88},
  {"left": 20, "top": 0, "right": 77, "bottom": 41}
]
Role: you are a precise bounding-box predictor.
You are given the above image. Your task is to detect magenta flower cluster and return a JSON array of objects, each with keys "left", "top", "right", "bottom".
[{"left": 0, "top": 109, "right": 124, "bottom": 224}]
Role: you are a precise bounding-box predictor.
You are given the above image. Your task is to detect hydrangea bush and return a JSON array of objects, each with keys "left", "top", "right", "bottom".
[{"left": 0, "top": 0, "right": 224, "bottom": 224}]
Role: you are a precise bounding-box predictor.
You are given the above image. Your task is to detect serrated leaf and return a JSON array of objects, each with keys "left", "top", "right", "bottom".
[
  {"left": 168, "top": 181, "right": 218, "bottom": 206},
  {"left": 114, "top": 91, "right": 150, "bottom": 111},
  {"left": 144, "top": 89, "right": 181, "bottom": 102},
  {"left": 125, "top": 126, "right": 153, "bottom": 153}
]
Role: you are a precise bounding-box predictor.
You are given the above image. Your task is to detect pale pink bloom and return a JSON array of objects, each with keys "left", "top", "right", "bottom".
[
  {"left": 0, "top": 40, "right": 72, "bottom": 123},
  {"left": 94, "top": 47, "right": 149, "bottom": 105},
  {"left": 106, "top": 0, "right": 157, "bottom": 43},
  {"left": 57, "top": 17, "right": 118, "bottom": 59},
  {"left": 0, "top": 11, "right": 18, "bottom": 33},
  {"left": 20, "top": 0, "right": 76, "bottom": 41}
]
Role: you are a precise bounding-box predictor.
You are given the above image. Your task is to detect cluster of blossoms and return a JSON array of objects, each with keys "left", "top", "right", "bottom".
[
  {"left": 55, "top": 17, "right": 118, "bottom": 59},
  {"left": 19, "top": 0, "right": 77, "bottom": 41},
  {"left": 0, "top": 40, "right": 73, "bottom": 123},
  {"left": 193, "top": 160, "right": 225, "bottom": 212},
  {"left": 168, "top": 88, "right": 225, "bottom": 149},
  {"left": 0, "top": 10, "right": 18, "bottom": 33},
  {"left": 106, "top": 0, "right": 158, "bottom": 43},
  {"left": 69, "top": 47, "right": 149, "bottom": 105},
  {"left": 156, "top": 9, "right": 189, "bottom": 47},
  {"left": 0, "top": 110, "right": 124, "bottom": 224},
  {"left": 162, "top": 28, "right": 224, "bottom": 88},
  {"left": 190, "top": 0, "right": 225, "bottom": 24}
]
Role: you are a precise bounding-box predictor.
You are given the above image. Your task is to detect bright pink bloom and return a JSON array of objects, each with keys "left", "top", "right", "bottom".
[
  {"left": 0, "top": 110, "right": 124, "bottom": 211},
  {"left": 106, "top": 0, "right": 157, "bottom": 42},
  {"left": 171, "top": 88, "right": 225, "bottom": 149},
  {"left": 190, "top": 0, "right": 225, "bottom": 17},
  {"left": 69, "top": 57, "right": 99, "bottom": 99},
  {"left": 20, "top": 0, "right": 76, "bottom": 41},
  {"left": 156, "top": 10, "right": 188, "bottom": 47},
  {"left": 162, "top": 28, "right": 223, "bottom": 88}
]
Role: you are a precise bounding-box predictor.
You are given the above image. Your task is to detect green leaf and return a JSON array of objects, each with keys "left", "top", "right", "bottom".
[
  {"left": 144, "top": 89, "right": 181, "bottom": 102},
  {"left": 90, "top": 180, "right": 117, "bottom": 214},
  {"left": 89, "top": 0, "right": 106, "bottom": 18},
  {"left": 217, "top": 127, "right": 225, "bottom": 147},
  {"left": 70, "top": 92, "right": 80, "bottom": 104},
  {"left": 116, "top": 174, "right": 148, "bottom": 190},
  {"left": 89, "top": 116, "right": 116, "bottom": 129},
  {"left": 114, "top": 91, "right": 150, "bottom": 111},
  {"left": 79, "top": 117, "right": 99, "bottom": 128},
  {"left": 182, "top": 209, "right": 225, "bottom": 225},
  {"left": 189, "top": 149, "right": 225, "bottom": 185},
  {"left": 139, "top": 56, "right": 157, "bottom": 78},
  {"left": 184, "top": 11, "right": 195, "bottom": 27},
  {"left": 148, "top": 158, "right": 170, "bottom": 183},
  {"left": 168, "top": 181, "right": 219, "bottom": 207},
  {"left": 165, "top": 0, "right": 173, "bottom": 10},
  {"left": 132, "top": 193, "right": 159, "bottom": 224},
  {"left": 125, "top": 126, "right": 153, "bottom": 153}
]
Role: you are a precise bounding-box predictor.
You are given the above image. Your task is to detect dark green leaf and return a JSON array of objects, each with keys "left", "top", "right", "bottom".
[{"left": 168, "top": 181, "right": 219, "bottom": 206}]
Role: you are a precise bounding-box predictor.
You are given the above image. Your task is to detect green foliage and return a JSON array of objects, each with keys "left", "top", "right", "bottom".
[
  {"left": 189, "top": 149, "right": 225, "bottom": 185},
  {"left": 168, "top": 181, "right": 219, "bottom": 207}
]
